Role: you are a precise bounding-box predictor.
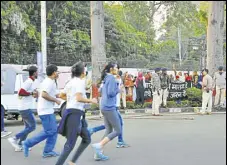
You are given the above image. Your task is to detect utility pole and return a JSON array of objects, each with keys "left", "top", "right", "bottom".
[
  {"left": 207, "top": 1, "right": 225, "bottom": 76},
  {"left": 178, "top": 26, "right": 182, "bottom": 67},
  {"left": 41, "top": 1, "right": 47, "bottom": 76},
  {"left": 90, "top": 1, "right": 106, "bottom": 84}
]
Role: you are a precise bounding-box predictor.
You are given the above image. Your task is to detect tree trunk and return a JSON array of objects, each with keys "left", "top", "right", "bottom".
[
  {"left": 90, "top": 1, "right": 106, "bottom": 97},
  {"left": 207, "top": 1, "right": 225, "bottom": 76}
]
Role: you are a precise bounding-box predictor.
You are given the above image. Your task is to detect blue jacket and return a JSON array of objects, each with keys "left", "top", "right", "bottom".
[{"left": 101, "top": 74, "right": 119, "bottom": 111}]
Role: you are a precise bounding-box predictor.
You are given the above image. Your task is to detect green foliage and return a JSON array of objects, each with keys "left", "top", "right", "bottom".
[
  {"left": 186, "top": 87, "right": 202, "bottom": 101},
  {"left": 126, "top": 102, "right": 135, "bottom": 109},
  {"left": 167, "top": 101, "right": 177, "bottom": 108},
  {"left": 1, "top": 1, "right": 217, "bottom": 67},
  {"left": 126, "top": 101, "right": 152, "bottom": 109}
]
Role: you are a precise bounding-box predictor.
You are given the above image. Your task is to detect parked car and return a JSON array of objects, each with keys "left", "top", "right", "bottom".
[{"left": 1, "top": 64, "right": 66, "bottom": 120}]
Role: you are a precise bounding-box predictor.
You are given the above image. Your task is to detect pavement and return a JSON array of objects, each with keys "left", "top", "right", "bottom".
[{"left": 1, "top": 113, "right": 226, "bottom": 165}]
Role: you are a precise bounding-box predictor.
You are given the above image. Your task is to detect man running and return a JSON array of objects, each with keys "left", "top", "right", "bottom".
[
  {"left": 22, "top": 64, "right": 61, "bottom": 158},
  {"left": 8, "top": 66, "right": 38, "bottom": 151}
]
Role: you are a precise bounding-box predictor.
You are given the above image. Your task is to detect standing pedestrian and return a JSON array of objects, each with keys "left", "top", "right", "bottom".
[
  {"left": 151, "top": 68, "right": 161, "bottom": 116},
  {"left": 22, "top": 64, "right": 61, "bottom": 158},
  {"left": 85, "top": 71, "right": 92, "bottom": 99},
  {"left": 192, "top": 71, "right": 199, "bottom": 88},
  {"left": 213, "top": 66, "right": 226, "bottom": 107},
  {"left": 91, "top": 62, "right": 121, "bottom": 161},
  {"left": 185, "top": 73, "right": 192, "bottom": 88},
  {"left": 56, "top": 62, "right": 97, "bottom": 165},
  {"left": 8, "top": 66, "right": 38, "bottom": 151},
  {"left": 135, "top": 72, "right": 145, "bottom": 106},
  {"left": 199, "top": 69, "right": 213, "bottom": 115},
  {"left": 160, "top": 68, "right": 170, "bottom": 108},
  {"left": 118, "top": 70, "right": 126, "bottom": 109}
]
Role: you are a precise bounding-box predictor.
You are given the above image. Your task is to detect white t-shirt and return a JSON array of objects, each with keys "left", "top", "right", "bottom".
[
  {"left": 37, "top": 78, "right": 58, "bottom": 115},
  {"left": 63, "top": 77, "right": 86, "bottom": 111},
  {"left": 18, "top": 78, "right": 36, "bottom": 111},
  {"left": 116, "top": 77, "right": 123, "bottom": 107}
]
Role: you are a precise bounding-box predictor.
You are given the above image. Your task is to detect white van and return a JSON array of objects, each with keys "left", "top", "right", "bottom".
[{"left": 1, "top": 64, "right": 66, "bottom": 120}]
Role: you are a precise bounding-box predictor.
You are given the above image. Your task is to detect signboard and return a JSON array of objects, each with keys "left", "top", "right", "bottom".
[
  {"left": 144, "top": 81, "right": 153, "bottom": 100},
  {"left": 168, "top": 82, "right": 187, "bottom": 99}
]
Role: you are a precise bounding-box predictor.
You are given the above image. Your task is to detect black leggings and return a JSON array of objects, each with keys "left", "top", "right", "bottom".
[{"left": 55, "top": 114, "right": 91, "bottom": 165}]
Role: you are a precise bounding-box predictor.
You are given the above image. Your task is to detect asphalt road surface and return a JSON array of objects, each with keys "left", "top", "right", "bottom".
[{"left": 1, "top": 114, "right": 226, "bottom": 165}]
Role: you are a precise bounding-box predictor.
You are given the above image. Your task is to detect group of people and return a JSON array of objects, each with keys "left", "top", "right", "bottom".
[
  {"left": 116, "top": 66, "right": 226, "bottom": 116},
  {"left": 4, "top": 62, "right": 129, "bottom": 165},
  {"left": 1, "top": 62, "right": 226, "bottom": 164}
]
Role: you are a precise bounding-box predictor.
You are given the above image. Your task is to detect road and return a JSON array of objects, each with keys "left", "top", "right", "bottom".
[{"left": 1, "top": 114, "right": 226, "bottom": 165}]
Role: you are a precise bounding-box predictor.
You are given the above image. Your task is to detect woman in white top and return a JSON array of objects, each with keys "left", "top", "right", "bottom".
[{"left": 56, "top": 62, "right": 97, "bottom": 165}]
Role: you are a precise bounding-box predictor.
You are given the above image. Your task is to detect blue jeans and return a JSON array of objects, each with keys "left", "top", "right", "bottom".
[
  {"left": 90, "top": 109, "right": 124, "bottom": 142},
  {"left": 15, "top": 110, "right": 36, "bottom": 145},
  {"left": 1, "top": 105, "right": 5, "bottom": 132},
  {"left": 117, "top": 110, "right": 123, "bottom": 142},
  {"left": 25, "top": 114, "right": 58, "bottom": 153}
]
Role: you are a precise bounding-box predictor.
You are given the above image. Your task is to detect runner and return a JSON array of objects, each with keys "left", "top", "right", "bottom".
[
  {"left": 22, "top": 64, "right": 61, "bottom": 158},
  {"left": 91, "top": 62, "right": 122, "bottom": 161},
  {"left": 55, "top": 62, "right": 97, "bottom": 165},
  {"left": 8, "top": 66, "right": 38, "bottom": 151},
  {"left": 88, "top": 70, "right": 130, "bottom": 151}
]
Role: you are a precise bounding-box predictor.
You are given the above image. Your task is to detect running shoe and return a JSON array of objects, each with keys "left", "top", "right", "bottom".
[
  {"left": 94, "top": 152, "right": 109, "bottom": 161},
  {"left": 8, "top": 137, "right": 20, "bottom": 149},
  {"left": 116, "top": 141, "right": 130, "bottom": 148},
  {"left": 15, "top": 146, "right": 32, "bottom": 152},
  {"left": 43, "top": 151, "right": 60, "bottom": 158},
  {"left": 1, "top": 131, "right": 12, "bottom": 138}
]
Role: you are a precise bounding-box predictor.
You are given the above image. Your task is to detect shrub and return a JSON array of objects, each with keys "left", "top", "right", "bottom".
[
  {"left": 180, "top": 100, "right": 190, "bottom": 107},
  {"left": 167, "top": 101, "right": 177, "bottom": 108},
  {"left": 186, "top": 87, "right": 202, "bottom": 102},
  {"left": 126, "top": 101, "right": 135, "bottom": 109},
  {"left": 144, "top": 102, "right": 152, "bottom": 108},
  {"left": 189, "top": 101, "right": 202, "bottom": 107}
]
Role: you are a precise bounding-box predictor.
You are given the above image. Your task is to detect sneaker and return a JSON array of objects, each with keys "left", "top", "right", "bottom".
[
  {"left": 1, "top": 131, "right": 12, "bottom": 138},
  {"left": 116, "top": 142, "right": 130, "bottom": 148},
  {"left": 206, "top": 112, "right": 212, "bottom": 115},
  {"left": 8, "top": 137, "right": 20, "bottom": 149},
  {"left": 94, "top": 152, "right": 109, "bottom": 161},
  {"left": 43, "top": 151, "right": 60, "bottom": 158},
  {"left": 197, "top": 112, "right": 205, "bottom": 115},
  {"left": 22, "top": 141, "right": 29, "bottom": 157},
  {"left": 15, "top": 146, "right": 32, "bottom": 152}
]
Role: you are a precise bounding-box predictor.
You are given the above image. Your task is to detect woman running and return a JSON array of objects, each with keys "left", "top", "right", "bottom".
[
  {"left": 91, "top": 62, "right": 122, "bottom": 161},
  {"left": 56, "top": 62, "right": 97, "bottom": 165}
]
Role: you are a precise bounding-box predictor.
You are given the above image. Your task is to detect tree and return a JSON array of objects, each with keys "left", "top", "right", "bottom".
[{"left": 207, "top": 1, "right": 225, "bottom": 76}]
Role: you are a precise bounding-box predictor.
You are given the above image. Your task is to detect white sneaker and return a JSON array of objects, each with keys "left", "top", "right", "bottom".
[
  {"left": 15, "top": 146, "right": 32, "bottom": 152},
  {"left": 8, "top": 137, "right": 20, "bottom": 149},
  {"left": 1, "top": 131, "right": 12, "bottom": 138}
]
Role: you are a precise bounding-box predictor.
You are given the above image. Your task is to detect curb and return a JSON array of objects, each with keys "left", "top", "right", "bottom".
[{"left": 85, "top": 107, "right": 226, "bottom": 116}]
